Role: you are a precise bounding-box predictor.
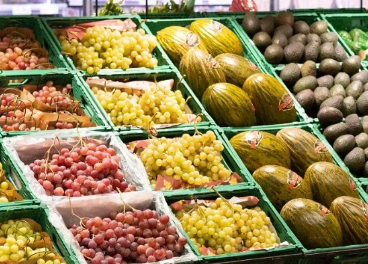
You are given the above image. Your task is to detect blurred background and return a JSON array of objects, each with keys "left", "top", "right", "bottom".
[{"left": 0, "top": 0, "right": 367, "bottom": 17}]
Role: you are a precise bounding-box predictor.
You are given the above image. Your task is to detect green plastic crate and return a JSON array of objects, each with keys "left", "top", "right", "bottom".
[
  {"left": 138, "top": 11, "right": 202, "bottom": 19},
  {"left": 164, "top": 184, "right": 303, "bottom": 263},
  {"left": 230, "top": 12, "right": 350, "bottom": 69},
  {"left": 0, "top": 204, "right": 78, "bottom": 264},
  {"left": 145, "top": 17, "right": 268, "bottom": 72},
  {"left": 0, "top": 72, "right": 111, "bottom": 137},
  {"left": 221, "top": 123, "right": 368, "bottom": 263},
  {"left": 0, "top": 16, "right": 70, "bottom": 75},
  {"left": 78, "top": 69, "right": 216, "bottom": 132},
  {"left": 41, "top": 15, "right": 175, "bottom": 75},
  {"left": 322, "top": 13, "right": 368, "bottom": 69},
  {"left": 118, "top": 126, "right": 256, "bottom": 196}
]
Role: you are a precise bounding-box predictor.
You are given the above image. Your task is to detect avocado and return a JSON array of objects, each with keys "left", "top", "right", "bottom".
[
  {"left": 356, "top": 91, "right": 368, "bottom": 115},
  {"left": 323, "top": 123, "right": 349, "bottom": 143},
  {"left": 342, "top": 96, "right": 357, "bottom": 117},
  {"left": 320, "top": 95, "right": 344, "bottom": 111},
  {"left": 334, "top": 72, "right": 351, "bottom": 88},
  {"left": 345, "top": 114, "right": 363, "bottom": 136},
  {"left": 314, "top": 87, "right": 330, "bottom": 107},
  {"left": 318, "top": 59, "right": 342, "bottom": 76},
  {"left": 274, "top": 24, "right": 293, "bottom": 38},
  {"left": 264, "top": 44, "right": 284, "bottom": 64},
  {"left": 300, "top": 60, "right": 317, "bottom": 77},
  {"left": 242, "top": 12, "right": 262, "bottom": 37},
  {"left": 355, "top": 133, "right": 368, "bottom": 149},
  {"left": 260, "top": 15, "right": 276, "bottom": 35},
  {"left": 288, "top": 33, "right": 307, "bottom": 45},
  {"left": 351, "top": 70, "right": 368, "bottom": 84},
  {"left": 333, "top": 134, "right": 357, "bottom": 156},
  {"left": 342, "top": 55, "right": 361, "bottom": 76},
  {"left": 335, "top": 43, "right": 347, "bottom": 62},
  {"left": 317, "top": 75, "right": 334, "bottom": 89},
  {"left": 284, "top": 42, "right": 305, "bottom": 63},
  {"left": 304, "top": 42, "right": 320, "bottom": 62},
  {"left": 294, "top": 21, "right": 310, "bottom": 35},
  {"left": 295, "top": 89, "right": 315, "bottom": 112},
  {"left": 365, "top": 148, "right": 368, "bottom": 160},
  {"left": 364, "top": 83, "right": 368, "bottom": 92},
  {"left": 272, "top": 33, "right": 288, "bottom": 48},
  {"left": 346, "top": 80, "right": 363, "bottom": 99},
  {"left": 319, "top": 42, "right": 336, "bottom": 61},
  {"left": 253, "top": 32, "right": 272, "bottom": 51},
  {"left": 310, "top": 21, "right": 328, "bottom": 35},
  {"left": 320, "top": 32, "right": 338, "bottom": 44},
  {"left": 329, "top": 84, "right": 346, "bottom": 98},
  {"left": 344, "top": 147, "right": 365, "bottom": 173},
  {"left": 317, "top": 107, "right": 344, "bottom": 127},
  {"left": 307, "top": 33, "right": 321, "bottom": 45},
  {"left": 362, "top": 116, "right": 368, "bottom": 134},
  {"left": 276, "top": 11, "right": 294, "bottom": 26},
  {"left": 293, "top": 76, "right": 318, "bottom": 93},
  {"left": 280, "top": 63, "right": 301, "bottom": 87}
]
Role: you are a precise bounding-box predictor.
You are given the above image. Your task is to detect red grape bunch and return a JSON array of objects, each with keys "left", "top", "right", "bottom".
[
  {"left": 32, "top": 81, "right": 75, "bottom": 109},
  {"left": 29, "top": 142, "right": 136, "bottom": 197},
  {"left": 69, "top": 209, "right": 187, "bottom": 264}
]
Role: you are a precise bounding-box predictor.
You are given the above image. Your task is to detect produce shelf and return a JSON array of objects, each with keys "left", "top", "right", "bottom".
[
  {"left": 164, "top": 184, "right": 303, "bottom": 263},
  {"left": 322, "top": 13, "right": 368, "bottom": 70},
  {"left": 0, "top": 71, "right": 111, "bottom": 137},
  {"left": 0, "top": 130, "right": 152, "bottom": 203},
  {"left": 118, "top": 125, "right": 256, "bottom": 196},
  {"left": 77, "top": 69, "right": 216, "bottom": 132},
  {"left": 0, "top": 204, "right": 78, "bottom": 264},
  {"left": 0, "top": 16, "right": 70, "bottom": 75},
  {"left": 40, "top": 15, "right": 175, "bottom": 75}
]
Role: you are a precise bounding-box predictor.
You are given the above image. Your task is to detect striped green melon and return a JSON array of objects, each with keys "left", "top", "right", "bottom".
[
  {"left": 304, "top": 162, "right": 359, "bottom": 208},
  {"left": 190, "top": 19, "right": 244, "bottom": 57},
  {"left": 253, "top": 165, "right": 313, "bottom": 211},
  {"left": 330, "top": 196, "right": 368, "bottom": 245},
  {"left": 242, "top": 73, "right": 297, "bottom": 125},
  {"left": 215, "top": 53, "right": 261, "bottom": 87},
  {"left": 179, "top": 48, "right": 226, "bottom": 99},
  {"left": 281, "top": 198, "right": 343, "bottom": 249},
  {"left": 276, "top": 127, "right": 333, "bottom": 176},
  {"left": 229, "top": 131, "right": 291, "bottom": 173},
  {"left": 202, "top": 82, "right": 256, "bottom": 127},
  {"left": 157, "top": 26, "right": 208, "bottom": 64}
]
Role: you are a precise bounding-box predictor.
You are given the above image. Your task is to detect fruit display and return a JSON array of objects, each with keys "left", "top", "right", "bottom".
[
  {"left": 0, "top": 217, "right": 67, "bottom": 263},
  {"left": 55, "top": 20, "right": 158, "bottom": 74},
  {"left": 280, "top": 55, "right": 366, "bottom": 118},
  {"left": 171, "top": 191, "right": 282, "bottom": 255},
  {"left": 0, "top": 80, "right": 96, "bottom": 131},
  {"left": 0, "top": 161, "right": 23, "bottom": 203},
  {"left": 129, "top": 130, "right": 242, "bottom": 190},
  {"left": 69, "top": 207, "right": 188, "bottom": 263},
  {"left": 0, "top": 27, "right": 54, "bottom": 70},
  {"left": 241, "top": 12, "right": 347, "bottom": 64},
  {"left": 86, "top": 76, "right": 198, "bottom": 130}
]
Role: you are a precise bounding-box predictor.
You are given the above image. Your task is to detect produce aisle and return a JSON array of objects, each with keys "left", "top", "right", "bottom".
[{"left": 0, "top": 7, "right": 368, "bottom": 264}]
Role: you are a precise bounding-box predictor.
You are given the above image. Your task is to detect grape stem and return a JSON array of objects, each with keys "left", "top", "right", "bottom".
[
  {"left": 0, "top": 190, "right": 10, "bottom": 201},
  {"left": 43, "top": 136, "right": 61, "bottom": 174},
  {"left": 117, "top": 187, "right": 136, "bottom": 213},
  {"left": 68, "top": 196, "right": 89, "bottom": 228},
  {"left": 193, "top": 113, "right": 203, "bottom": 136},
  {"left": 210, "top": 186, "right": 238, "bottom": 212}
]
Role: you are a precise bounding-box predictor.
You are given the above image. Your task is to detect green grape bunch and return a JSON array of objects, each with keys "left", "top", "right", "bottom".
[
  {"left": 98, "top": 0, "right": 124, "bottom": 16},
  {"left": 149, "top": 0, "right": 195, "bottom": 14}
]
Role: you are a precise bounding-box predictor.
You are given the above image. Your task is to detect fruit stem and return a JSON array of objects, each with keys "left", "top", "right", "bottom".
[
  {"left": 117, "top": 188, "right": 136, "bottom": 213},
  {"left": 193, "top": 113, "right": 203, "bottom": 135},
  {"left": 68, "top": 196, "right": 89, "bottom": 228},
  {"left": 210, "top": 186, "right": 235, "bottom": 211}
]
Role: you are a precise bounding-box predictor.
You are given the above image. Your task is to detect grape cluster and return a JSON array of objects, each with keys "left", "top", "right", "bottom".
[
  {"left": 92, "top": 82, "right": 187, "bottom": 129},
  {"left": 0, "top": 219, "right": 66, "bottom": 263},
  {"left": 177, "top": 198, "right": 278, "bottom": 254},
  {"left": 70, "top": 209, "right": 187, "bottom": 263},
  {"left": 0, "top": 108, "right": 43, "bottom": 132},
  {"left": 0, "top": 31, "right": 53, "bottom": 70},
  {"left": 29, "top": 142, "right": 136, "bottom": 197},
  {"left": 32, "top": 81, "right": 74, "bottom": 109},
  {"left": 59, "top": 26, "right": 158, "bottom": 74},
  {"left": 138, "top": 131, "right": 232, "bottom": 188}
]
